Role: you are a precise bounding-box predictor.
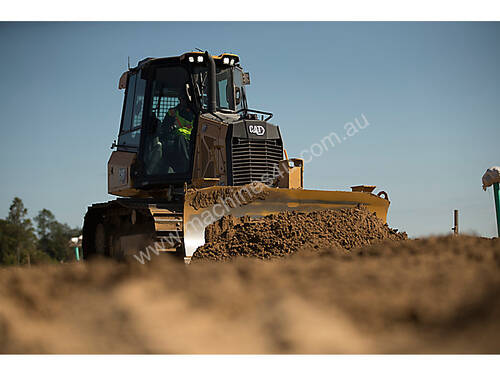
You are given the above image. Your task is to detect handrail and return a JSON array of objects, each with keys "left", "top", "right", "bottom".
[{"left": 236, "top": 108, "right": 273, "bottom": 122}]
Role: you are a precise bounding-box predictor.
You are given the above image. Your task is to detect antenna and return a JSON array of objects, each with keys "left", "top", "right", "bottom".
[
  {"left": 195, "top": 48, "right": 203, "bottom": 52},
  {"left": 127, "top": 56, "right": 130, "bottom": 70}
]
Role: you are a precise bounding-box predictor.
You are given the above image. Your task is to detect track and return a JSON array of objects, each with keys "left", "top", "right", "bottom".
[{"left": 82, "top": 199, "right": 185, "bottom": 261}]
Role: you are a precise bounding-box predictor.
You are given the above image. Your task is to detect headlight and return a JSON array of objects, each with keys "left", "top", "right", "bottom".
[
  {"left": 197, "top": 56, "right": 204, "bottom": 63},
  {"left": 223, "top": 57, "right": 230, "bottom": 64},
  {"left": 229, "top": 59, "right": 235, "bottom": 66},
  {"left": 188, "top": 56, "right": 194, "bottom": 63}
]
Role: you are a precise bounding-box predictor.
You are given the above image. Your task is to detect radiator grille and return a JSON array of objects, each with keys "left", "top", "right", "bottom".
[{"left": 231, "top": 138, "right": 283, "bottom": 186}]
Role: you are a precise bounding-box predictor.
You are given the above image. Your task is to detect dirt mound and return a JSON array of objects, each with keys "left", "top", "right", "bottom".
[
  {"left": 1, "top": 235, "right": 500, "bottom": 353},
  {"left": 193, "top": 207, "right": 407, "bottom": 261},
  {"left": 188, "top": 182, "right": 269, "bottom": 210}
]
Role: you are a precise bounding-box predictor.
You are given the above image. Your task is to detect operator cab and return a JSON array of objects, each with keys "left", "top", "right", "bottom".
[{"left": 115, "top": 52, "right": 249, "bottom": 189}]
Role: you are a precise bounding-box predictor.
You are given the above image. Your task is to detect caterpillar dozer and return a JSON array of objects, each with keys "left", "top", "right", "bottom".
[{"left": 82, "top": 51, "right": 390, "bottom": 263}]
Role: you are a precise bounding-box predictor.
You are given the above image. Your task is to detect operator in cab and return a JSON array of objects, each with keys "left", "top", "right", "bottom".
[
  {"left": 157, "top": 94, "right": 194, "bottom": 174},
  {"left": 163, "top": 95, "right": 194, "bottom": 141}
]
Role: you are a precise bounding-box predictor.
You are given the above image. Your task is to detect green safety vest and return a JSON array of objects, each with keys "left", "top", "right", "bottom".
[{"left": 174, "top": 110, "right": 193, "bottom": 140}]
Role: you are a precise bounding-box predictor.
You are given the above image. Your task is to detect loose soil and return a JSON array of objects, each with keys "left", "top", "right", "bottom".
[
  {"left": 0, "top": 214, "right": 499, "bottom": 353},
  {"left": 187, "top": 182, "right": 269, "bottom": 210},
  {"left": 193, "top": 207, "right": 407, "bottom": 261}
]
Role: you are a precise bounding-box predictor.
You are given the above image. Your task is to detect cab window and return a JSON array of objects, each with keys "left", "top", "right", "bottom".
[
  {"left": 119, "top": 73, "right": 146, "bottom": 149},
  {"left": 216, "top": 68, "right": 234, "bottom": 110},
  {"left": 193, "top": 66, "right": 235, "bottom": 111},
  {"left": 142, "top": 66, "right": 193, "bottom": 176}
]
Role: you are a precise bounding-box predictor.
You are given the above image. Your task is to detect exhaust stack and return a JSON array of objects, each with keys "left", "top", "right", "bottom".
[{"left": 205, "top": 51, "right": 217, "bottom": 113}]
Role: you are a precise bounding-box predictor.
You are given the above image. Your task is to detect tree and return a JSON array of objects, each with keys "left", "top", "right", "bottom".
[
  {"left": 2, "top": 197, "right": 37, "bottom": 265},
  {"left": 34, "top": 208, "right": 55, "bottom": 239},
  {"left": 8, "top": 197, "right": 31, "bottom": 227},
  {"left": 35, "top": 209, "right": 56, "bottom": 258},
  {"left": 35, "top": 208, "right": 80, "bottom": 262},
  {"left": 0, "top": 219, "right": 20, "bottom": 265},
  {"left": 0, "top": 198, "right": 81, "bottom": 266}
]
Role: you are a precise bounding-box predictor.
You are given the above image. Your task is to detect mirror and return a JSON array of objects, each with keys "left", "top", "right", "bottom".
[{"left": 242, "top": 72, "right": 251, "bottom": 85}]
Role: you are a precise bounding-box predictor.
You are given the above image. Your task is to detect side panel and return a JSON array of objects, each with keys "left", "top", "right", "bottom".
[
  {"left": 108, "top": 151, "right": 140, "bottom": 197},
  {"left": 191, "top": 115, "right": 228, "bottom": 187},
  {"left": 277, "top": 159, "right": 304, "bottom": 189}
]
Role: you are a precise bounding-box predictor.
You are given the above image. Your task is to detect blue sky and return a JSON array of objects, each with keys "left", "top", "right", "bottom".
[{"left": 0, "top": 22, "right": 499, "bottom": 237}]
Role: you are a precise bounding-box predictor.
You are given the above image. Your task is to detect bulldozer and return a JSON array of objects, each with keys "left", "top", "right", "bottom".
[{"left": 82, "top": 51, "right": 390, "bottom": 263}]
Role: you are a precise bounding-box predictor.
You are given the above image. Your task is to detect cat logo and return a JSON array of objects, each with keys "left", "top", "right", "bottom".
[{"left": 248, "top": 125, "right": 265, "bottom": 136}]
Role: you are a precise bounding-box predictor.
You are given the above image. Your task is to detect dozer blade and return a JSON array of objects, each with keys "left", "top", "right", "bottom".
[{"left": 182, "top": 183, "right": 390, "bottom": 259}]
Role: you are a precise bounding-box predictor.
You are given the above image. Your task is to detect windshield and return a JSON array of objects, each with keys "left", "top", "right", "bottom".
[
  {"left": 193, "top": 66, "right": 235, "bottom": 111},
  {"left": 142, "top": 66, "right": 195, "bottom": 177}
]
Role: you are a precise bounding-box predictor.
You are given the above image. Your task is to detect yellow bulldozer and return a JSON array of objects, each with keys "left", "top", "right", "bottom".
[{"left": 82, "top": 51, "right": 390, "bottom": 262}]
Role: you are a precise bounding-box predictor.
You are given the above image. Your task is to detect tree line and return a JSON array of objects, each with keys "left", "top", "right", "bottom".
[{"left": 0, "top": 197, "right": 81, "bottom": 266}]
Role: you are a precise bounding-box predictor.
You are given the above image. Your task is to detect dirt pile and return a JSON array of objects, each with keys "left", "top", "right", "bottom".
[
  {"left": 188, "top": 182, "right": 269, "bottom": 210},
  {"left": 0, "top": 235, "right": 500, "bottom": 353},
  {"left": 193, "top": 207, "right": 407, "bottom": 261}
]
